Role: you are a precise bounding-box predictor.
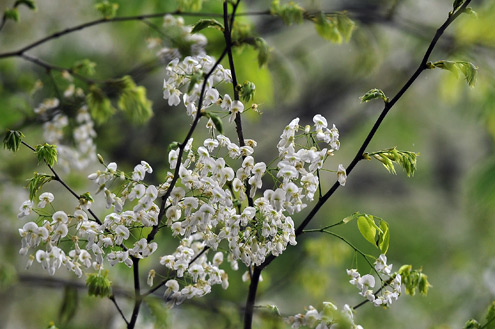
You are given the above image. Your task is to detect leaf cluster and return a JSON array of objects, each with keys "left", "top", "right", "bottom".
[
  {"left": 364, "top": 147, "right": 419, "bottom": 177},
  {"left": 360, "top": 88, "right": 389, "bottom": 103},
  {"left": 313, "top": 12, "right": 355, "bottom": 44},
  {"left": 86, "top": 271, "right": 112, "bottom": 298},
  {"left": 35, "top": 143, "right": 58, "bottom": 167},
  {"left": 3, "top": 130, "right": 24, "bottom": 152},
  {"left": 2, "top": 0, "right": 36, "bottom": 24},
  {"left": 270, "top": 0, "right": 304, "bottom": 25},
  {"left": 429, "top": 60, "right": 478, "bottom": 87},
  {"left": 27, "top": 172, "right": 53, "bottom": 201},
  {"left": 87, "top": 76, "right": 153, "bottom": 124},
  {"left": 398, "top": 265, "right": 431, "bottom": 296},
  {"left": 95, "top": 1, "right": 119, "bottom": 19}
]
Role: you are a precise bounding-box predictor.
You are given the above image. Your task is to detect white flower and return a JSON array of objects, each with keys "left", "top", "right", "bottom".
[
  {"left": 17, "top": 200, "right": 33, "bottom": 218},
  {"left": 337, "top": 164, "right": 347, "bottom": 186},
  {"left": 38, "top": 192, "right": 54, "bottom": 208}
]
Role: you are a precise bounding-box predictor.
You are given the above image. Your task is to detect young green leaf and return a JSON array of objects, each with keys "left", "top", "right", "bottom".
[
  {"left": 360, "top": 88, "right": 389, "bottom": 103},
  {"left": 335, "top": 13, "right": 355, "bottom": 42},
  {"left": 255, "top": 37, "right": 270, "bottom": 67},
  {"left": 4, "top": 8, "right": 20, "bottom": 22},
  {"left": 270, "top": 0, "right": 304, "bottom": 25},
  {"left": 365, "top": 147, "right": 419, "bottom": 177},
  {"left": 117, "top": 77, "right": 153, "bottom": 124},
  {"left": 86, "top": 271, "right": 112, "bottom": 298},
  {"left": 432, "top": 60, "right": 478, "bottom": 87},
  {"left": 35, "top": 143, "right": 58, "bottom": 167},
  {"left": 3, "top": 130, "right": 24, "bottom": 152},
  {"left": 178, "top": 0, "right": 203, "bottom": 11},
  {"left": 206, "top": 113, "right": 224, "bottom": 134},
  {"left": 27, "top": 172, "right": 53, "bottom": 201},
  {"left": 86, "top": 85, "right": 116, "bottom": 124},
  {"left": 463, "top": 320, "right": 481, "bottom": 329},
  {"left": 240, "top": 81, "right": 256, "bottom": 102},
  {"left": 357, "top": 215, "right": 377, "bottom": 246},
  {"left": 314, "top": 12, "right": 342, "bottom": 43},
  {"left": 73, "top": 59, "right": 96, "bottom": 76},
  {"left": 378, "top": 220, "right": 390, "bottom": 254},
  {"left": 191, "top": 19, "right": 224, "bottom": 34},
  {"left": 486, "top": 301, "right": 495, "bottom": 329},
  {"left": 95, "top": 1, "right": 118, "bottom": 19}
]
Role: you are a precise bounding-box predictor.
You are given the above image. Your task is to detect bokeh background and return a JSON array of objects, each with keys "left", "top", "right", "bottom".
[{"left": 0, "top": 0, "right": 494, "bottom": 328}]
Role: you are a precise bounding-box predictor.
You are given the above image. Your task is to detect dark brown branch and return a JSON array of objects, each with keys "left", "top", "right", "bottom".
[
  {"left": 110, "top": 295, "right": 130, "bottom": 325},
  {"left": 127, "top": 257, "right": 142, "bottom": 329}
]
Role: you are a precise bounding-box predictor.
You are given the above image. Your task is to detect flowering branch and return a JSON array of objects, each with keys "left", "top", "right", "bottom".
[{"left": 242, "top": 2, "right": 472, "bottom": 328}]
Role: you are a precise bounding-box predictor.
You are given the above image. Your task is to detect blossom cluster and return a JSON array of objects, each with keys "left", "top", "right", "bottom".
[
  {"left": 36, "top": 88, "right": 97, "bottom": 171},
  {"left": 287, "top": 302, "right": 363, "bottom": 329},
  {"left": 346, "top": 254, "right": 402, "bottom": 307}
]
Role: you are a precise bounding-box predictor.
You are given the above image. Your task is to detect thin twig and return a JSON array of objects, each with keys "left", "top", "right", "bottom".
[
  {"left": 109, "top": 295, "right": 130, "bottom": 325},
  {"left": 127, "top": 257, "right": 142, "bottom": 329}
]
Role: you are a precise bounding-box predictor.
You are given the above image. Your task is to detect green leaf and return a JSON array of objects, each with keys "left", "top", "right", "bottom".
[
  {"left": 335, "top": 13, "right": 355, "bottom": 42},
  {"left": 418, "top": 273, "right": 431, "bottom": 296},
  {"left": 86, "top": 271, "right": 112, "bottom": 298},
  {"left": 360, "top": 88, "right": 389, "bottom": 103},
  {"left": 357, "top": 215, "right": 376, "bottom": 246},
  {"left": 35, "top": 143, "right": 58, "bottom": 167},
  {"left": 4, "top": 8, "right": 20, "bottom": 22},
  {"left": 191, "top": 19, "right": 224, "bottom": 34},
  {"left": 432, "top": 60, "right": 478, "bottom": 87},
  {"left": 378, "top": 220, "right": 390, "bottom": 254},
  {"left": 240, "top": 81, "right": 256, "bottom": 102},
  {"left": 167, "top": 141, "right": 180, "bottom": 153},
  {"left": 485, "top": 301, "right": 495, "bottom": 329},
  {"left": 270, "top": 0, "right": 304, "bottom": 25},
  {"left": 314, "top": 12, "right": 342, "bottom": 43},
  {"left": 365, "top": 147, "right": 419, "bottom": 177},
  {"left": 398, "top": 265, "right": 431, "bottom": 296},
  {"left": 255, "top": 37, "right": 270, "bottom": 67},
  {"left": 27, "top": 172, "right": 53, "bottom": 201},
  {"left": 86, "top": 85, "right": 116, "bottom": 124},
  {"left": 3, "top": 130, "right": 24, "bottom": 152},
  {"left": 144, "top": 297, "right": 170, "bottom": 329},
  {"left": 58, "top": 287, "right": 78, "bottom": 326},
  {"left": 73, "top": 59, "right": 96, "bottom": 76},
  {"left": 464, "top": 7, "right": 478, "bottom": 18},
  {"left": 14, "top": 0, "right": 36, "bottom": 10},
  {"left": 464, "top": 319, "right": 481, "bottom": 329},
  {"left": 178, "top": 0, "right": 203, "bottom": 11},
  {"left": 206, "top": 113, "right": 224, "bottom": 134},
  {"left": 117, "top": 76, "right": 153, "bottom": 124},
  {"left": 95, "top": 1, "right": 118, "bottom": 19}
]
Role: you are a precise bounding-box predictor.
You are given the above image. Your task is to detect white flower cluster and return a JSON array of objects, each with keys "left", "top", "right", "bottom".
[
  {"left": 347, "top": 254, "right": 402, "bottom": 307},
  {"left": 37, "top": 92, "right": 97, "bottom": 171},
  {"left": 159, "top": 236, "right": 229, "bottom": 306},
  {"left": 287, "top": 302, "right": 363, "bottom": 329}
]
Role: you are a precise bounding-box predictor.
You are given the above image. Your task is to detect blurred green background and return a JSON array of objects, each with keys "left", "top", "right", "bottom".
[{"left": 0, "top": 0, "right": 494, "bottom": 328}]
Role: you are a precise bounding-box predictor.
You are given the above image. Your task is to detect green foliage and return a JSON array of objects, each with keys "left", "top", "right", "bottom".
[
  {"left": 3, "top": 130, "right": 24, "bottom": 152},
  {"left": 344, "top": 212, "right": 390, "bottom": 254},
  {"left": 58, "top": 287, "right": 78, "bottom": 326},
  {"left": 79, "top": 192, "right": 94, "bottom": 204},
  {"left": 86, "top": 85, "right": 116, "bottom": 124},
  {"left": 364, "top": 147, "right": 419, "bottom": 177},
  {"left": 254, "top": 37, "right": 270, "bottom": 67},
  {"left": 178, "top": 0, "right": 203, "bottom": 12},
  {"left": 72, "top": 59, "right": 97, "bottom": 76},
  {"left": 167, "top": 141, "right": 180, "bottom": 153},
  {"left": 145, "top": 298, "right": 170, "bottom": 329},
  {"left": 4, "top": 8, "right": 20, "bottom": 22},
  {"left": 270, "top": 0, "right": 304, "bottom": 25},
  {"left": 35, "top": 143, "right": 58, "bottom": 167},
  {"left": 117, "top": 76, "right": 153, "bottom": 124},
  {"left": 398, "top": 265, "right": 432, "bottom": 296},
  {"left": 486, "top": 301, "right": 495, "bottom": 329},
  {"left": 14, "top": 0, "right": 36, "bottom": 10},
  {"left": 86, "top": 271, "right": 112, "bottom": 298},
  {"left": 27, "top": 172, "right": 53, "bottom": 201},
  {"left": 430, "top": 60, "right": 478, "bottom": 87},
  {"left": 314, "top": 12, "right": 355, "bottom": 44},
  {"left": 360, "top": 88, "right": 389, "bottom": 103},
  {"left": 239, "top": 81, "right": 256, "bottom": 102},
  {"left": 95, "top": 1, "right": 119, "bottom": 19},
  {"left": 464, "top": 319, "right": 481, "bottom": 329},
  {"left": 206, "top": 112, "right": 224, "bottom": 134},
  {"left": 191, "top": 19, "right": 224, "bottom": 34}
]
